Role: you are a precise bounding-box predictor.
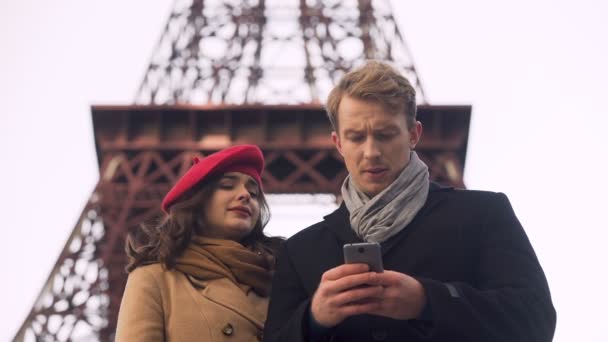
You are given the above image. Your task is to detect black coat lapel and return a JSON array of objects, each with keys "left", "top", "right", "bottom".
[
  {"left": 322, "top": 182, "right": 453, "bottom": 254},
  {"left": 322, "top": 204, "right": 362, "bottom": 244},
  {"left": 381, "top": 182, "right": 452, "bottom": 255}
]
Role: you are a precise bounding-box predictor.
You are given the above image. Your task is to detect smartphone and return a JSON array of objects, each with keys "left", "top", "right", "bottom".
[{"left": 343, "top": 242, "right": 384, "bottom": 273}]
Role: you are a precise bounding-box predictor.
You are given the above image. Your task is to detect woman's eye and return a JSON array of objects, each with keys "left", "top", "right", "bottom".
[
  {"left": 249, "top": 190, "right": 259, "bottom": 198},
  {"left": 219, "top": 183, "right": 234, "bottom": 189}
]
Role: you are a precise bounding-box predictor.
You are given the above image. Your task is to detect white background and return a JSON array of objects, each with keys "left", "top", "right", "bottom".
[{"left": 1, "top": 1, "right": 607, "bottom": 341}]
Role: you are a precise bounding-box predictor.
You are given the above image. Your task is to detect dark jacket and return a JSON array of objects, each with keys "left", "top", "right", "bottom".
[{"left": 263, "top": 184, "right": 556, "bottom": 342}]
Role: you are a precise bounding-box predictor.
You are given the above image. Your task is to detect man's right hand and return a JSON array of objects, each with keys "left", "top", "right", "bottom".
[{"left": 310, "top": 263, "right": 384, "bottom": 327}]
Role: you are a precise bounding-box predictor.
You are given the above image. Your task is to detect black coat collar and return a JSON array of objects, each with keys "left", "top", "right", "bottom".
[{"left": 322, "top": 182, "right": 453, "bottom": 251}]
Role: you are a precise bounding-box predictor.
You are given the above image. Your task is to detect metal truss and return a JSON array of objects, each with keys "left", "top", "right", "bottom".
[
  {"left": 135, "top": 0, "right": 426, "bottom": 105},
  {"left": 14, "top": 103, "right": 470, "bottom": 340},
  {"left": 14, "top": 1, "right": 470, "bottom": 340}
]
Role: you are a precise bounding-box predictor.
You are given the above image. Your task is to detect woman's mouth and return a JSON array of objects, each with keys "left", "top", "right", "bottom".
[{"left": 228, "top": 206, "right": 251, "bottom": 217}]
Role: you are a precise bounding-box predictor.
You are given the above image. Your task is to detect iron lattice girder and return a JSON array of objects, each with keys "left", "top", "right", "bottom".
[
  {"left": 15, "top": 104, "right": 470, "bottom": 340},
  {"left": 15, "top": 0, "right": 471, "bottom": 339},
  {"left": 136, "top": 0, "right": 426, "bottom": 105},
  {"left": 92, "top": 104, "right": 471, "bottom": 189},
  {"left": 13, "top": 199, "right": 112, "bottom": 341}
]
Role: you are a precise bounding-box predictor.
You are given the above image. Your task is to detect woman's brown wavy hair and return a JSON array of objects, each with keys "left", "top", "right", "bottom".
[{"left": 125, "top": 175, "right": 282, "bottom": 272}]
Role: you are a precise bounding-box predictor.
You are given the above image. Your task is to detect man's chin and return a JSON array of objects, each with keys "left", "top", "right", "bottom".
[{"left": 358, "top": 184, "right": 386, "bottom": 198}]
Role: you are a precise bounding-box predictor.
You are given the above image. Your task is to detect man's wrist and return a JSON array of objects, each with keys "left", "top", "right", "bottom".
[
  {"left": 413, "top": 278, "right": 432, "bottom": 321},
  {"left": 417, "top": 300, "right": 433, "bottom": 321},
  {"left": 308, "top": 306, "right": 332, "bottom": 338}
]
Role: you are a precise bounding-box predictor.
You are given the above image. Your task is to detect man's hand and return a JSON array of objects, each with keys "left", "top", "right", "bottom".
[
  {"left": 370, "top": 270, "right": 427, "bottom": 320},
  {"left": 310, "top": 263, "right": 384, "bottom": 327},
  {"left": 311, "top": 267, "right": 428, "bottom": 327}
]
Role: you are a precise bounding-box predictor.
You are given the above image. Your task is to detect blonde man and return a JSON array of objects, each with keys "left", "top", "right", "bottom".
[{"left": 263, "top": 61, "right": 555, "bottom": 342}]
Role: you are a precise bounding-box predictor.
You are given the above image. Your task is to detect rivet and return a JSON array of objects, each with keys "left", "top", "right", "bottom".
[{"left": 222, "top": 323, "right": 234, "bottom": 336}]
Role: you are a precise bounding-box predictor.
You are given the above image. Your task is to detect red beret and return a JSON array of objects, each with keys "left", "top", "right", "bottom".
[{"left": 161, "top": 144, "right": 264, "bottom": 212}]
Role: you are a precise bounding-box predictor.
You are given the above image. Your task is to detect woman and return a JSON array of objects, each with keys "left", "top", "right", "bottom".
[{"left": 115, "top": 145, "right": 282, "bottom": 341}]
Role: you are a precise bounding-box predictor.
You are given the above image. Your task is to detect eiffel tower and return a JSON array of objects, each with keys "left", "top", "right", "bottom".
[{"left": 14, "top": 0, "right": 471, "bottom": 340}]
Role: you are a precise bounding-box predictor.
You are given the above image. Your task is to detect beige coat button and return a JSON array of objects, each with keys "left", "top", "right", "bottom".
[{"left": 222, "top": 323, "right": 234, "bottom": 336}]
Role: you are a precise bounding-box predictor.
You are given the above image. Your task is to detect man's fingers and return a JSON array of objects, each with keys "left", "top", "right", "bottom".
[
  {"left": 338, "top": 300, "right": 381, "bottom": 318},
  {"left": 374, "top": 270, "right": 408, "bottom": 287},
  {"left": 329, "top": 285, "right": 384, "bottom": 307},
  {"left": 330, "top": 272, "right": 381, "bottom": 293},
  {"left": 322, "top": 263, "right": 370, "bottom": 281}
]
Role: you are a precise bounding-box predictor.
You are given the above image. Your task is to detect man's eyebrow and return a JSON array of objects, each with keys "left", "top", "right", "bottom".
[
  {"left": 374, "top": 126, "right": 400, "bottom": 133},
  {"left": 343, "top": 128, "right": 364, "bottom": 135},
  {"left": 343, "top": 125, "right": 399, "bottom": 135}
]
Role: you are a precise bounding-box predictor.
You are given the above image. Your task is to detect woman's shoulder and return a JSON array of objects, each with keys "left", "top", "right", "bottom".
[
  {"left": 127, "top": 263, "right": 192, "bottom": 297},
  {"left": 127, "top": 263, "right": 179, "bottom": 285},
  {"left": 129, "top": 263, "right": 164, "bottom": 276}
]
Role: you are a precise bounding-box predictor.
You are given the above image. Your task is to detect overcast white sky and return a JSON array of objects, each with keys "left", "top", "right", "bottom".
[{"left": 1, "top": 1, "right": 607, "bottom": 341}]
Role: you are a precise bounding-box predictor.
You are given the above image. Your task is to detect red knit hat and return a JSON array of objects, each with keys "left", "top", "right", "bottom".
[{"left": 161, "top": 145, "right": 264, "bottom": 212}]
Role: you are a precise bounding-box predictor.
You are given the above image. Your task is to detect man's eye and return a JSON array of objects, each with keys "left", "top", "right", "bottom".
[
  {"left": 349, "top": 135, "right": 364, "bottom": 142},
  {"left": 377, "top": 133, "right": 394, "bottom": 141}
]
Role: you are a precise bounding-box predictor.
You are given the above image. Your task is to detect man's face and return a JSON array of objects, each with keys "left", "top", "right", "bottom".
[{"left": 332, "top": 95, "right": 422, "bottom": 198}]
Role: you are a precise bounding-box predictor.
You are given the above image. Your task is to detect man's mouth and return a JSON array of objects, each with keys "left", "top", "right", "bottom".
[
  {"left": 364, "top": 167, "right": 388, "bottom": 174},
  {"left": 362, "top": 168, "right": 388, "bottom": 180}
]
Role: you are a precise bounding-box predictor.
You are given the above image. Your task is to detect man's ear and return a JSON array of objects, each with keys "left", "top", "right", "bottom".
[
  {"left": 410, "top": 121, "right": 423, "bottom": 149},
  {"left": 331, "top": 131, "right": 343, "bottom": 156}
]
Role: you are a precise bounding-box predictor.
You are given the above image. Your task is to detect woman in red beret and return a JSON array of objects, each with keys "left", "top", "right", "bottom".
[{"left": 115, "top": 145, "right": 283, "bottom": 341}]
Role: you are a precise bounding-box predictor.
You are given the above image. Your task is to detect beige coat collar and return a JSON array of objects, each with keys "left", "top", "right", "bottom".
[{"left": 185, "top": 275, "right": 266, "bottom": 329}]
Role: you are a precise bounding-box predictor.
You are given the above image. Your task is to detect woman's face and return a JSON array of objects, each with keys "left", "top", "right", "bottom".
[{"left": 201, "top": 172, "right": 261, "bottom": 241}]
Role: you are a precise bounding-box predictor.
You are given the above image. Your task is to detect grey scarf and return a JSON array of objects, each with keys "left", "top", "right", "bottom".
[{"left": 341, "top": 152, "right": 429, "bottom": 243}]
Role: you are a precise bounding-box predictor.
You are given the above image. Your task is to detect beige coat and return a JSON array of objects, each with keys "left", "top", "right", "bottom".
[{"left": 115, "top": 264, "right": 268, "bottom": 341}]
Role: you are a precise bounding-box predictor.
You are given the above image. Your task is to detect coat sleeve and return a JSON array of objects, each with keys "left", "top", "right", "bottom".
[
  {"left": 417, "top": 192, "right": 556, "bottom": 342},
  {"left": 263, "top": 243, "right": 322, "bottom": 342},
  {"left": 115, "top": 267, "right": 165, "bottom": 342}
]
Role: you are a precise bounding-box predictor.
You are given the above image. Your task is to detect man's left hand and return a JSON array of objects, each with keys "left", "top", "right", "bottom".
[{"left": 370, "top": 270, "right": 427, "bottom": 320}]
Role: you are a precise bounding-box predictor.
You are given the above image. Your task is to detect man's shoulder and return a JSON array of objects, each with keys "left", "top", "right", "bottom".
[
  {"left": 286, "top": 218, "right": 330, "bottom": 244},
  {"left": 435, "top": 187, "right": 511, "bottom": 213},
  {"left": 430, "top": 182, "right": 501, "bottom": 197},
  {"left": 284, "top": 206, "right": 345, "bottom": 246},
  {"left": 451, "top": 188, "right": 503, "bottom": 197}
]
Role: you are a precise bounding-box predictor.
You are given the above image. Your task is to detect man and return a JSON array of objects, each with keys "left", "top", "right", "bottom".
[{"left": 263, "top": 61, "right": 556, "bottom": 341}]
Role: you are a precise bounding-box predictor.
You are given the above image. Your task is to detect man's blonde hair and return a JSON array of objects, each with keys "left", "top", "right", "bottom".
[{"left": 325, "top": 60, "right": 417, "bottom": 132}]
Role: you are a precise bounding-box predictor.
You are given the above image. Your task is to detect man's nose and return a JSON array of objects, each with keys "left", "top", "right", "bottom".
[{"left": 363, "top": 138, "right": 381, "bottom": 159}]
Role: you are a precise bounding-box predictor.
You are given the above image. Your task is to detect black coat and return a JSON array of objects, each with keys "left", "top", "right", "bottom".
[{"left": 263, "top": 184, "right": 556, "bottom": 342}]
